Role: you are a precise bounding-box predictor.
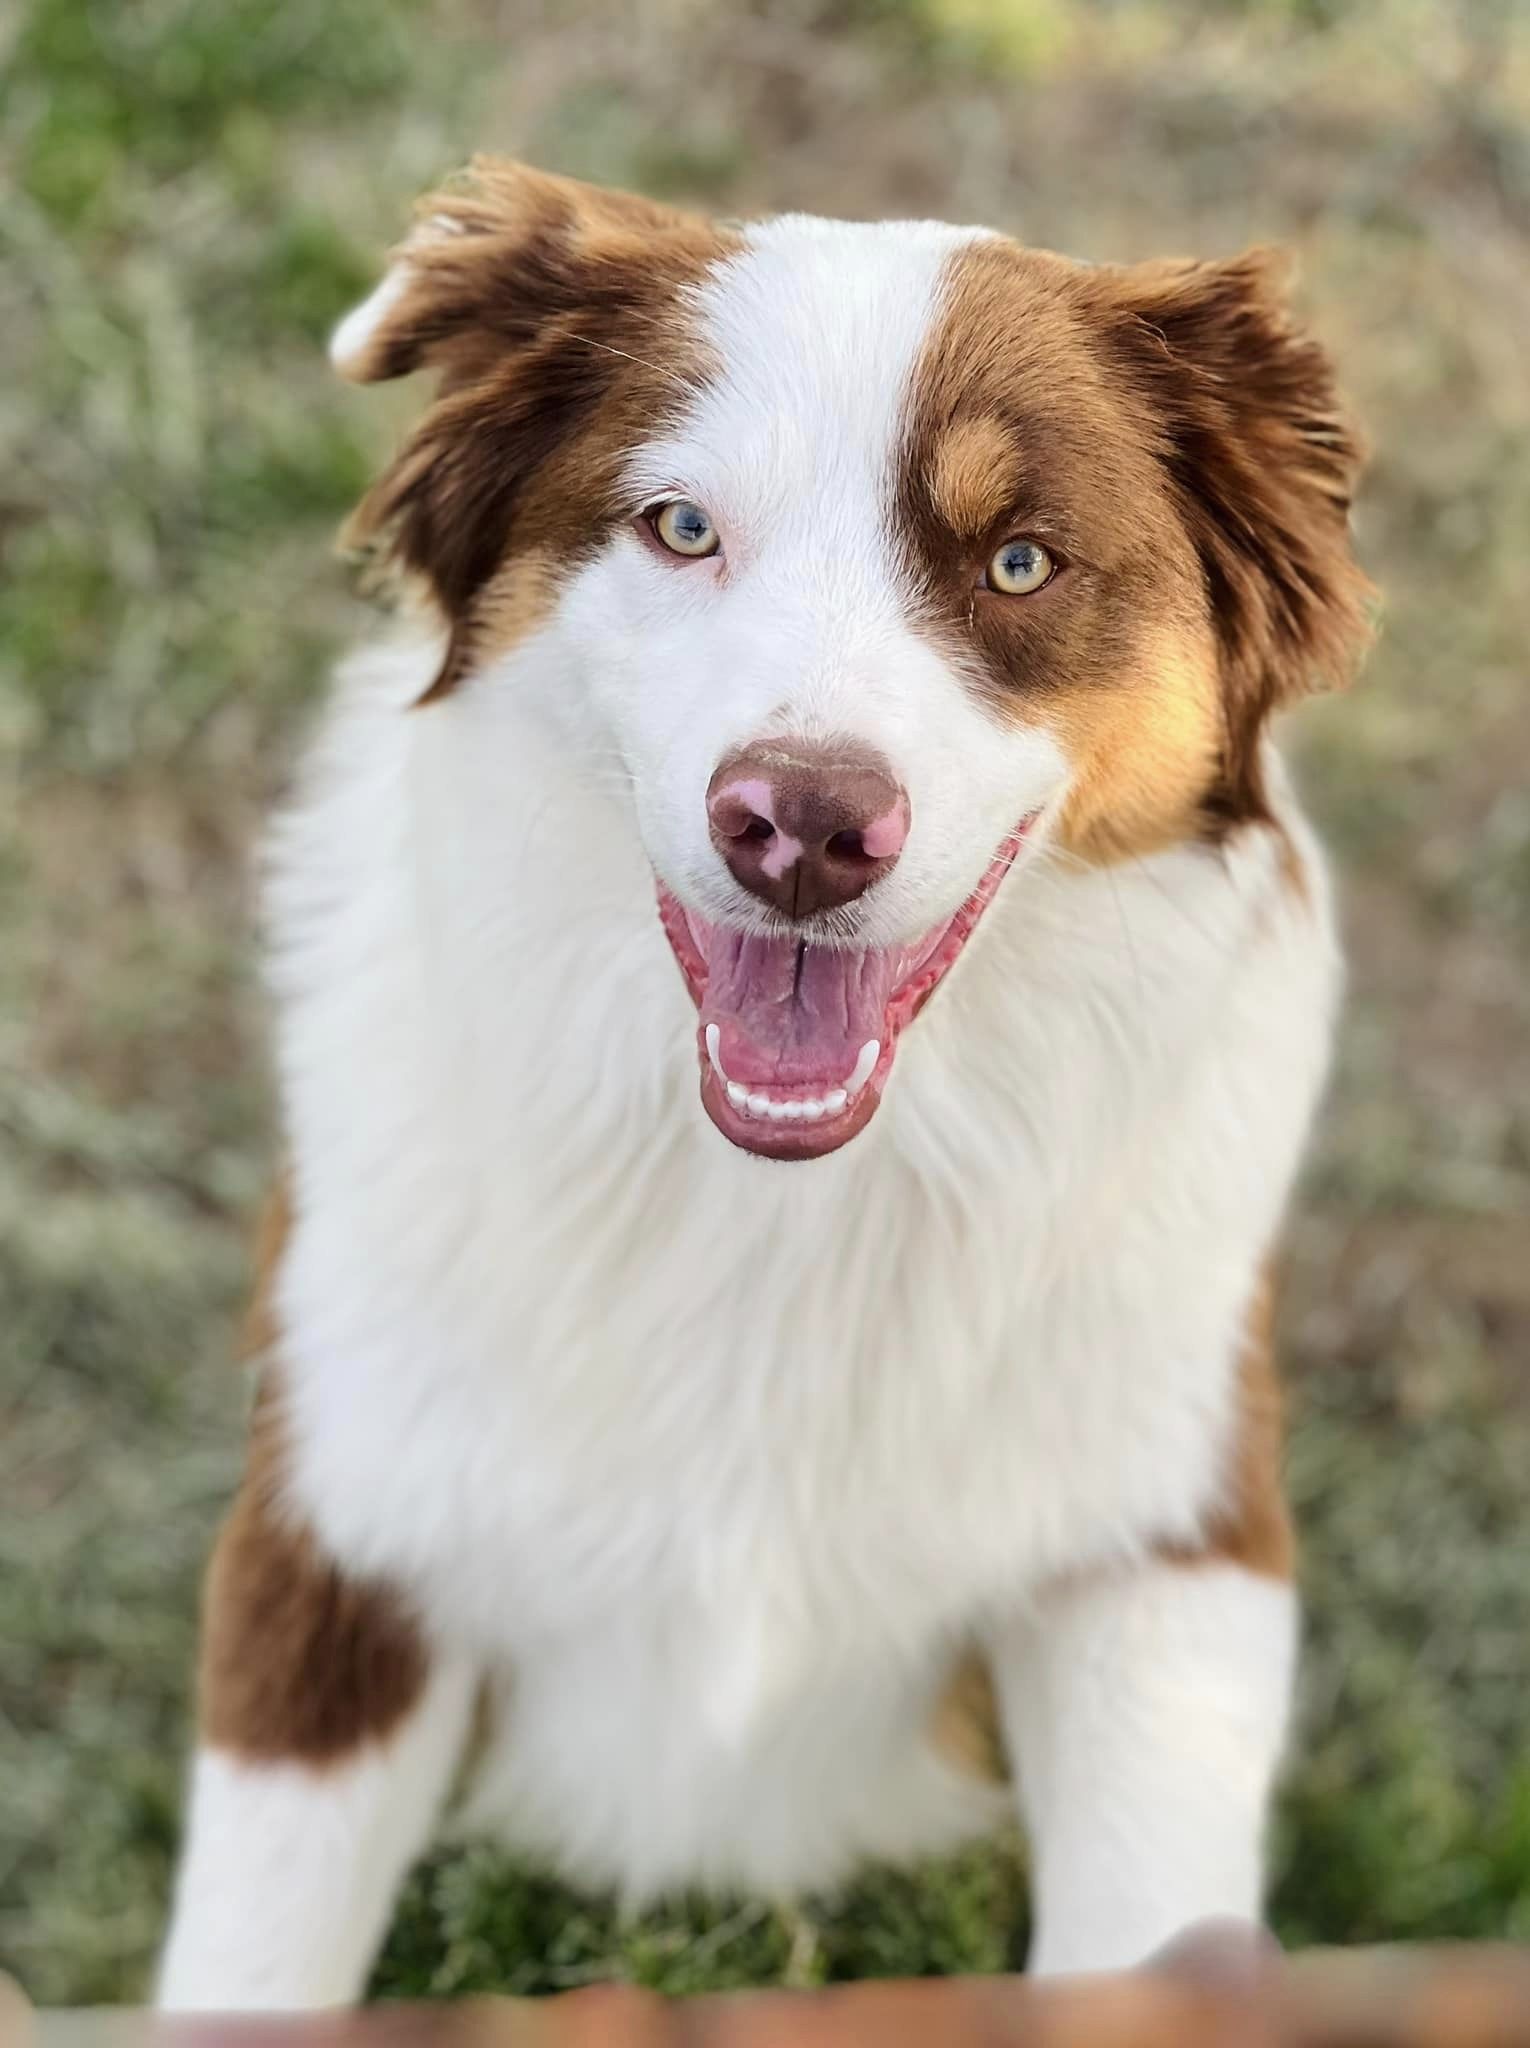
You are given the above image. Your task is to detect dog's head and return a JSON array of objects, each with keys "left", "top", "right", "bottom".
[{"left": 334, "top": 160, "right": 1371, "bottom": 1161}]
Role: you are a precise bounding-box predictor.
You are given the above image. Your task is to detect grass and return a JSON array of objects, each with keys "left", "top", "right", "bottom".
[{"left": 3, "top": 0, "right": 1529, "bottom": 2008}]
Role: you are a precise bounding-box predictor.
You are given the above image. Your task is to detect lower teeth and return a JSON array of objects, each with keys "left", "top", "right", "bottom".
[
  {"left": 725, "top": 1082, "right": 844, "bottom": 1122},
  {"left": 709, "top": 1027, "right": 874, "bottom": 1128}
]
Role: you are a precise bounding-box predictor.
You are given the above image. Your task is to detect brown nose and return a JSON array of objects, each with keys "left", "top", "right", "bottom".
[{"left": 706, "top": 740, "right": 910, "bottom": 920}]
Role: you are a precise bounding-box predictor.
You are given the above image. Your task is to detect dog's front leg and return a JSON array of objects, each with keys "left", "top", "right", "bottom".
[
  {"left": 157, "top": 1461, "right": 474, "bottom": 2010},
  {"left": 992, "top": 1557, "right": 1297, "bottom": 1976}
]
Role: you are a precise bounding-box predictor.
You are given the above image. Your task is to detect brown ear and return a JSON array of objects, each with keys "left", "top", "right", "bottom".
[
  {"left": 329, "top": 158, "right": 710, "bottom": 386},
  {"left": 1096, "top": 249, "right": 1374, "bottom": 828},
  {"left": 332, "top": 159, "right": 735, "bottom": 693}
]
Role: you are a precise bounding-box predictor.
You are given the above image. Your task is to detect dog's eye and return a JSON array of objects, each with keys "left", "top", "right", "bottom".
[
  {"left": 649, "top": 499, "right": 721, "bottom": 559},
  {"left": 983, "top": 539, "right": 1055, "bottom": 595}
]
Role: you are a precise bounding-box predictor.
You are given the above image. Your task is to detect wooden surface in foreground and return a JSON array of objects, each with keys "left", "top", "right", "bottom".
[{"left": 12, "top": 1930, "right": 1530, "bottom": 2048}]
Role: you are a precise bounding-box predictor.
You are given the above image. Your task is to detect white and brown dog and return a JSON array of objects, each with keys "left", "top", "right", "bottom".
[{"left": 158, "top": 161, "right": 1371, "bottom": 2008}]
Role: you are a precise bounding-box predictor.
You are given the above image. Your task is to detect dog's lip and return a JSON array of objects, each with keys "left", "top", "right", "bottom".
[
  {"left": 696, "top": 1055, "right": 885, "bottom": 1159},
  {"left": 656, "top": 813, "right": 1037, "bottom": 1161}
]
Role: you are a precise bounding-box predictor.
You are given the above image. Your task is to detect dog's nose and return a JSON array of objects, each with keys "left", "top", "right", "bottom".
[{"left": 706, "top": 741, "right": 910, "bottom": 919}]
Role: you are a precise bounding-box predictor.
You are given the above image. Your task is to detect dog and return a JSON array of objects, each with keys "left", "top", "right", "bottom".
[{"left": 157, "top": 160, "right": 1371, "bottom": 2008}]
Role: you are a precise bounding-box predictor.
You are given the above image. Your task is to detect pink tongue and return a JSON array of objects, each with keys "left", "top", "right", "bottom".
[{"left": 699, "top": 929, "right": 895, "bottom": 1089}]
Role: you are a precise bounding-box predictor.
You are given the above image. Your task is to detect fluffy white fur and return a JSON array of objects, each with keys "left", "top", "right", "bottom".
[{"left": 160, "top": 215, "right": 1339, "bottom": 2008}]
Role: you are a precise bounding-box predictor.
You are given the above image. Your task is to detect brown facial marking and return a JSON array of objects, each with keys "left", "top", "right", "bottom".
[
  {"left": 416, "top": 548, "right": 560, "bottom": 706},
  {"left": 1047, "top": 630, "right": 1223, "bottom": 865},
  {"left": 898, "top": 237, "right": 1372, "bottom": 862},
  {"left": 1158, "top": 1261, "right": 1295, "bottom": 1581},
  {"left": 338, "top": 159, "right": 742, "bottom": 699},
  {"left": 926, "top": 415, "right": 1025, "bottom": 540}
]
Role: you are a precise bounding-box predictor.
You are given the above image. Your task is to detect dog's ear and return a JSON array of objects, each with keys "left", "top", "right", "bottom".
[
  {"left": 1095, "top": 249, "right": 1375, "bottom": 826},
  {"left": 329, "top": 161, "right": 734, "bottom": 694},
  {"left": 329, "top": 157, "right": 709, "bottom": 387}
]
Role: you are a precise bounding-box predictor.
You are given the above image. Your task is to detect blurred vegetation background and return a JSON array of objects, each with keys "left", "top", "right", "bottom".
[{"left": 2, "top": 0, "right": 1529, "bottom": 2008}]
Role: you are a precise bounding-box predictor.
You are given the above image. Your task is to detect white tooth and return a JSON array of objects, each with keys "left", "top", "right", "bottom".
[
  {"left": 823, "top": 1088, "right": 848, "bottom": 1116},
  {"left": 766, "top": 1099, "right": 790, "bottom": 1122},
  {"left": 746, "top": 1092, "right": 772, "bottom": 1116},
  {"left": 726, "top": 1080, "right": 747, "bottom": 1109},
  {"left": 846, "top": 1039, "right": 880, "bottom": 1095},
  {"left": 705, "top": 1023, "right": 727, "bottom": 1081},
  {"left": 781, "top": 1100, "right": 805, "bottom": 1120},
  {"left": 799, "top": 1099, "right": 825, "bottom": 1122}
]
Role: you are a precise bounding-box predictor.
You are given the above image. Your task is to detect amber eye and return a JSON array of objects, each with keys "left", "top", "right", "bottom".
[
  {"left": 984, "top": 538, "right": 1055, "bottom": 595},
  {"left": 649, "top": 498, "right": 721, "bottom": 559}
]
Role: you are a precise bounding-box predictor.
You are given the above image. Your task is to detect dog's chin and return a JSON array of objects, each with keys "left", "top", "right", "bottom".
[
  {"left": 657, "top": 815, "right": 1037, "bottom": 1162},
  {"left": 697, "top": 1056, "right": 885, "bottom": 1161}
]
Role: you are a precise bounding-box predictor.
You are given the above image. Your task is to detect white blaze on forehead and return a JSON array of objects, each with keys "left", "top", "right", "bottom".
[
  {"left": 595, "top": 212, "right": 1069, "bottom": 957},
  {"left": 625, "top": 215, "right": 992, "bottom": 558}
]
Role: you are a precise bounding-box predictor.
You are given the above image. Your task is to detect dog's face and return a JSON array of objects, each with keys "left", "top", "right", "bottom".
[{"left": 334, "top": 161, "right": 1369, "bottom": 1161}]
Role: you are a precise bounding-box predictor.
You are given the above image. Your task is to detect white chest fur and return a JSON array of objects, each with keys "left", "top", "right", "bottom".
[{"left": 265, "top": 642, "right": 1336, "bottom": 1895}]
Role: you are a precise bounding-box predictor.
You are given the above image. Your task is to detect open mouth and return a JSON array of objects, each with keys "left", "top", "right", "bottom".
[{"left": 657, "top": 816, "right": 1037, "bottom": 1160}]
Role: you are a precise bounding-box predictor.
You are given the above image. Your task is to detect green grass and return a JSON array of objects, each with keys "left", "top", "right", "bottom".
[{"left": 3, "top": 0, "right": 1529, "bottom": 2009}]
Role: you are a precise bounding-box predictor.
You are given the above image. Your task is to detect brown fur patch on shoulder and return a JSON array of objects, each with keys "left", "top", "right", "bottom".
[
  {"left": 336, "top": 159, "right": 742, "bottom": 697},
  {"left": 240, "top": 1173, "right": 293, "bottom": 1363},
  {"left": 1276, "top": 819, "right": 1313, "bottom": 910},
  {"left": 1159, "top": 1262, "right": 1294, "bottom": 1581},
  {"left": 211, "top": 1186, "right": 428, "bottom": 1764},
  {"left": 200, "top": 1381, "right": 429, "bottom": 1764}
]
